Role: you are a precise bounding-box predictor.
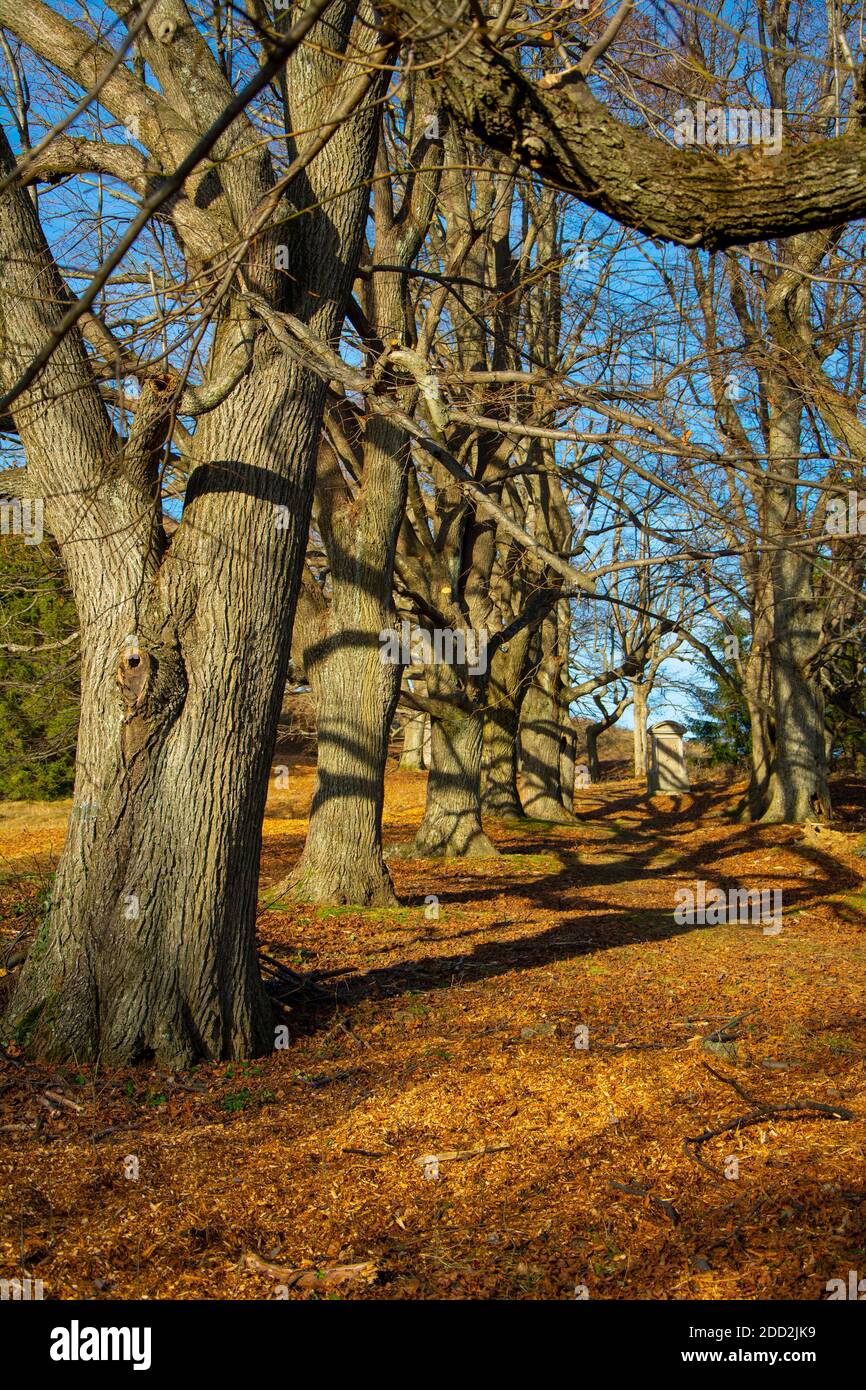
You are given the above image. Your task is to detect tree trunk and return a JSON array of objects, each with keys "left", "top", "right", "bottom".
[
  {"left": 400, "top": 707, "right": 427, "bottom": 769},
  {"left": 632, "top": 682, "right": 649, "bottom": 780},
  {"left": 742, "top": 642, "right": 775, "bottom": 820},
  {"left": 280, "top": 413, "right": 409, "bottom": 905},
  {"left": 520, "top": 700, "right": 573, "bottom": 818},
  {"left": 281, "top": 117, "right": 442, "bottom": 903},
  {"left": 760, "top": 387, "right": 831, "bottom": 824},
  {"left": 482, "top": 698, "right": 522, "bottom": 816},
  {"left": 9, "top": 363, "right": 321, "bottom": 1065},
  {"left": 1, "top": 12, "right": 385, "bottom": 1063},
  {"left": 411, "top": 705, "right": 497, "bottom": 858},
  {"left": 762, "top": 627, "right": 830, "bottom": 823},
  {"left": 288, "top": 641, "right": 400, "bottom": 905},
  {"left": 560, "top": 725, "right": 577, "bottom": 811},
  {"left": 586, "top": 724, "right": 601, "bottom": 783},
  {"left": 519, "top": 616, "right": 574, "bottom": 821},
  {"left": 481, "top": 631, "right": 531, "bottom": 818}
]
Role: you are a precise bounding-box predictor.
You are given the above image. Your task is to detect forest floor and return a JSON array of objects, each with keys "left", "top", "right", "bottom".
[{"left": 0, "top": 764, "right": 864, "bottom": 1301}]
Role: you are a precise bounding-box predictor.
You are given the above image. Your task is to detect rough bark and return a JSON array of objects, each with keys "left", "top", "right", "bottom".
[
  {"left": 410, "top": 703, "right": 497, "bottom": 858},
  {"left": 1, "top": 6, "right": 385, "bottom": 1064},
  {"left": 380, "top": 1, "right": 866, "bottom": 251},
  {"left": 519, "top": 614, "right": 574, "bottom": 822},
  {"left": 481, "top": 697, "right": 522, "bottom": 817},
  {"left": 7, "top": 349, "right": 317, "bottom": 1064},
  {"left": 399, "top": 707, "right": 427, "bottom": 769},
  {"left": 632, "top": 682, "right": 649, "bottom": 780},
  {"left": 559, "top": 724, "right": 577, "bottom": 812},
  {"left": 742, "top": 630, "right": 775, "bottom": 821},
  {"left": 278, "top": 420, "right": 409, "bottom": 906},
  {"left": 288, "top": 634, "right": 401, "bottom": 905},
  {"left": 760, "top": 383, "right": 831, "bottom": 824},
  {"left": 278, "top": 114, "right": 442, "bottom": 903},
  {"left": 586, "top": 723, "right": 601, "bottom": 784},
  {"left": 762, "top": 637, "right": 830, "bottom": 823},
  {"left": 481, "top": 629, "right": 531, "bottom": 819}
]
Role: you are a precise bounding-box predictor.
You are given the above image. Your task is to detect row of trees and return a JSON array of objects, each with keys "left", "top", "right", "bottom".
[{"left": 0, "top": 0, "right": 863, "bottom": 1065}]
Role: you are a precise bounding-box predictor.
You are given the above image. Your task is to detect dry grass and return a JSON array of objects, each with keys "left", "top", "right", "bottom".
[{"left": 0, "top": 768, "right": 864, "bottom": 1300}]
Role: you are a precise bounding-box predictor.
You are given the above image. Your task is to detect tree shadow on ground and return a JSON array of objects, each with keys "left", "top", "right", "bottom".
[{"left": 272, "top": 791, "right": 862, "bottom": 1038}]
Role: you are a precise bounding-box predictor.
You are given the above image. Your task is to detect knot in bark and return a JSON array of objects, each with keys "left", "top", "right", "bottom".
[{"left": 117, "top": 646, "right": 152, "bottom": 714}]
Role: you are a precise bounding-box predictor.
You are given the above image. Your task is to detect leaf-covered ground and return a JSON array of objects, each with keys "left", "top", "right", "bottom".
[{"left": 1, "top": 767, "right": 864, "bottom": 1300}]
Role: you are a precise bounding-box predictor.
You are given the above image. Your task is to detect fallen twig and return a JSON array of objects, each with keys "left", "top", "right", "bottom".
[
  {"left": 703, "top": 1008, "right": 760, "bottom": 1045},
  {"left": 338, "top": 1018, "right": 365, "bottom": 1049},
  {"left": 240, "top": 1252, "right": 378, "bottom": 1288},
  {"left": 702, "top": 1063, "right": 854, "bottom": 1119},
  {"left": 43, "top": 1089, "right": 83, "bottom": 1113},
  {"left": 296, "top": 1068, "right": 364, "bottom": 1089},
  {"left": 90, "top": 1123, "right": 142, "bottom": 1142},
  {"left": 684, "top": 1066, "right": 855, "bottom": 1179},
  {"left": 259, "top": 951, "right": 331, "bottom": 1004}
]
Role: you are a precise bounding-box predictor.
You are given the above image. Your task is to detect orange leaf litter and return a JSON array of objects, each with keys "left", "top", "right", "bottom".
[{"left": 1, "top": 765, "right": 864, "bottom": 1300}]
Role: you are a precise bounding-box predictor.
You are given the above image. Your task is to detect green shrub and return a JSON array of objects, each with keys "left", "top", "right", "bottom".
[{"left": 0, "top": 534, "right": 79, "bottom": 799}]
